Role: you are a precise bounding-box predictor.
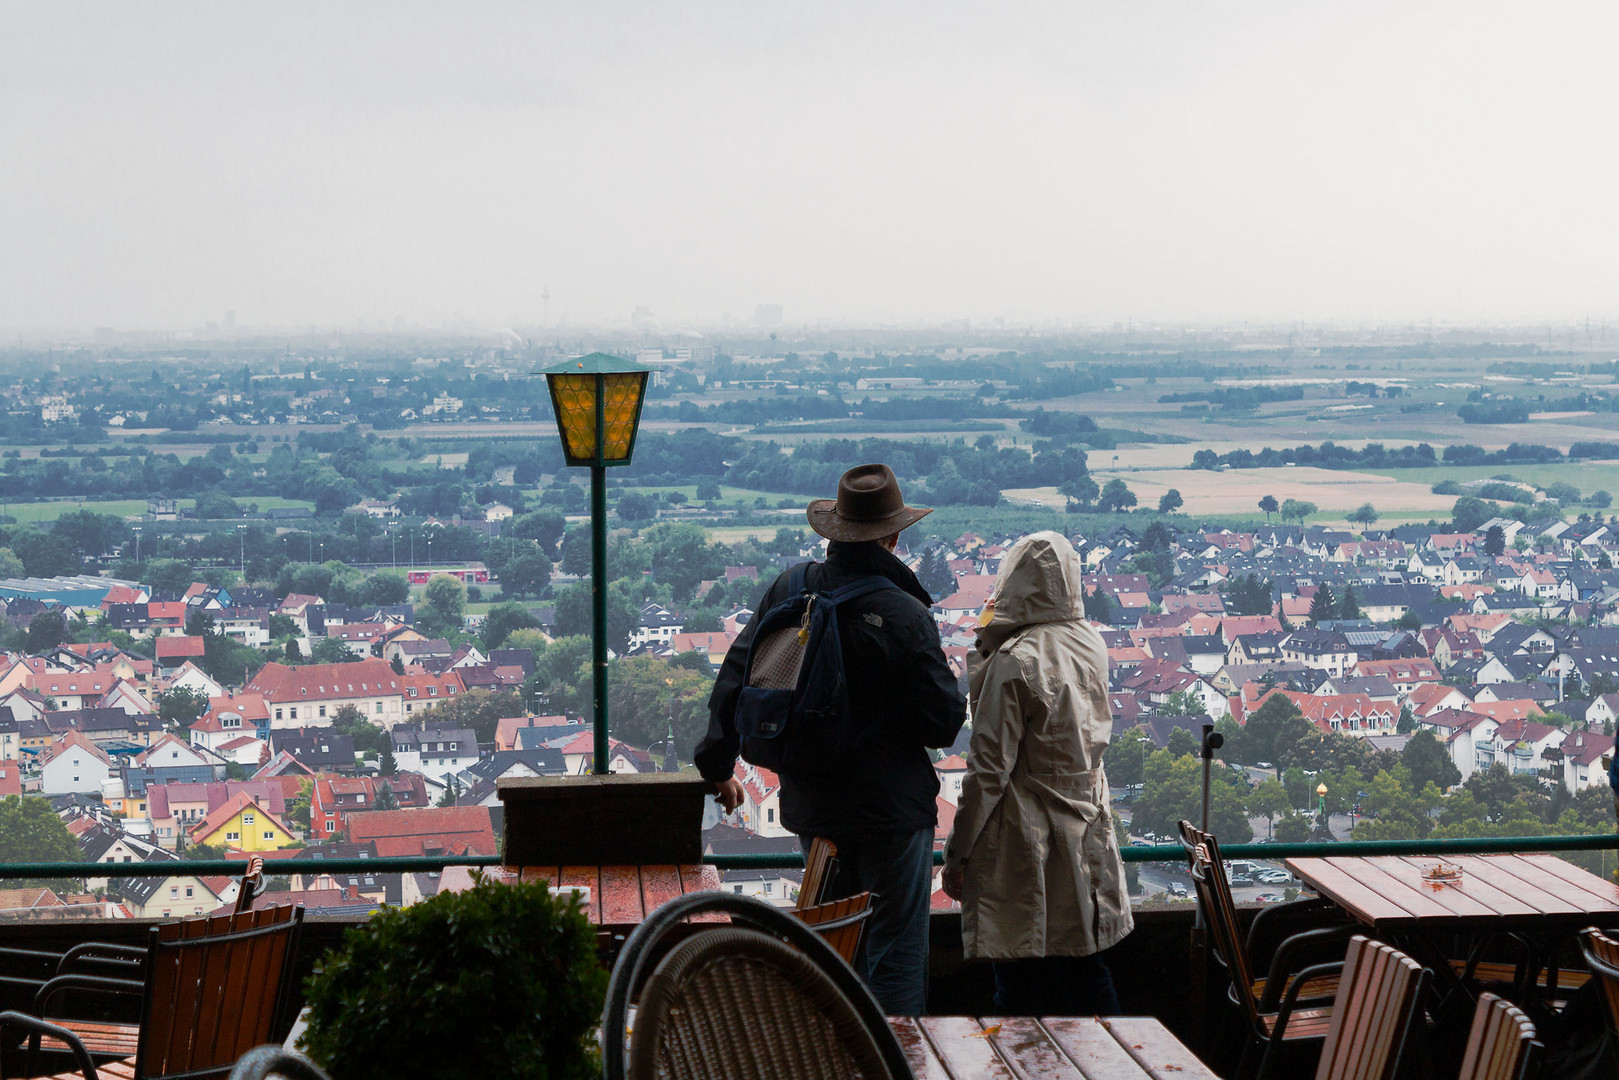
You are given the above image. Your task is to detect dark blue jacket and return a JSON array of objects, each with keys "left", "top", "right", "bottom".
[{"left": 695, "top": 540, "right": 966, "bottom": 837}]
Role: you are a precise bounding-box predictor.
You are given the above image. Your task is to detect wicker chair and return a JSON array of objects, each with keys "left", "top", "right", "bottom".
[
  {"left": 1580, "top": 926, "right": 1619, "bottom": 1042},
  {"left": 602, "top": 892, "right": 911, "bottom": 1080},
  {"left": 226, "top": 1047, "right": 332, "bottom": 1080}
]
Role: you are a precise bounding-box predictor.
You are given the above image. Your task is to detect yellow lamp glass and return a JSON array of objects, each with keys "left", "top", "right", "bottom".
[{"left": 541, "top": 354, "right": 650, "bottom": 467}]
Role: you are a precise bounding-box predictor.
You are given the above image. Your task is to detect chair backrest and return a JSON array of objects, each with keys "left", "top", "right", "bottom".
[
  {"left": 798, "top": 837, "right": 839, "bottom": 910},
  {"left": 234, "top": 857, "right": 266, "bottom": 915},
  {"left": 228, "top": 1046, "right": 333, "bottom": 1080},
  {"left": 629, "top": 926, "right": 897, "bottom": 1080},
  {"left": 1580, "top": 926, "right": 1619, "bottom": 1041},
  {"left": 603, "top": 892, "right": 910, "bottom": 1080},
  {"left": 792, "top": 891, "right": 874, "bottom": 964},
  {"left": 1178, "top": 820, "right": 1258, "bottom": 1023},
  {"left": 1313, "top": 935, "right": 1429, "bottom": 1080},
  {"left": 1456, "top": 992, "right": 1539, "bottom": 1080},
  {"left": 136, "top": 904, "right": 305, "bottom": 1080}
]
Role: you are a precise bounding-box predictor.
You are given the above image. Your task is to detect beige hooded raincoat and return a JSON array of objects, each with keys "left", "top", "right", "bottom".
[{"left": 943, "top": 531, "right": 1134, "bottom": 960}]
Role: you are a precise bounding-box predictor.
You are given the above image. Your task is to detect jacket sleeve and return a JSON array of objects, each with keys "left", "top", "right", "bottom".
[
  {"left": 693, "top": 573, "right": 780, "bottom": 783},
  {"left": 943, "top": 651, "right": 1029, "bottom": 872},
  {"left": 898, "top": 606, "right": 967, "bottom": 750}
]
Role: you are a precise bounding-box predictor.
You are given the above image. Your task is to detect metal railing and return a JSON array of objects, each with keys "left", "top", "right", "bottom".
[{"left": 3, "top": 832, "right": 1617, "bottom": 883}]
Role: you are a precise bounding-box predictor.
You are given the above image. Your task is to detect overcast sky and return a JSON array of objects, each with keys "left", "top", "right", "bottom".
[{"left": 3, "top": 2, "right": 1618, "bottom": 333}]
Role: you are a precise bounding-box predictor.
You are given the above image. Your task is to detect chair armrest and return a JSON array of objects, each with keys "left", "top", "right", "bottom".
[
  {"left": 1266, "top": 960, "right": 1344, "bottom": 1041},
  {"left": 33, "top": 974, "right": 146, "bottom": 1018},
  {"left": 0, "top": 1010, "right": 100, "bottom": 1080},
  {"left": 1256, "top": 925, "right": 1358, "bottom": 1012},
  {"left": 55, "top": 943, "right": 146, "bottom": 977}
]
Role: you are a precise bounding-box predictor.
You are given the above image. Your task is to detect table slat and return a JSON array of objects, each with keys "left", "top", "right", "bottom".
[
  {"left": 888, "top": 1015, "right": 957, "bottom": 1080},
  {"left": 1105, "top": 1017, "right": 1222, "bottom": 1080},
  {"left": 1319, "top": 856, "right": 1464, "bottom": 922},
  {"left": 1040, "top": 1016, "right": 1160, "bottom": 1080},
  {"left": 1384, "top": 856, "right": 1541, "bottom": 919},
  {"left": 678, "top": 864, "right": 726, "bottom": 922},
  {"left": 1515, "top": 854, "right": 1619, "bottom": 914},
  {"left": 638, "top": 864, "right": 684, "bottom": 917},
  {"left": 1473, "top": 855, "right": 1613, "bottom": 918},
  {"left": 1354, "top": 856, "right": 1508, "bottom": 920},
  {"left": 915, "top": 1016, "right": 1019, "bottom": 1080},
  {"left": 1285, "top": 857, "right": 1422, "bottom": 927},
  {"left": 980, "top": 1017, "right": 1086, "bottom": 1080},
  {"left": 518, "top": 865, "right": 559, "bottom": 887},
  {"left": 558, "top": 865, "right": 601, "bottom": 924},
  {"left": 598, "top": 864, "right": 644, "bottom": 927},
  {"left": 1438, "top": 856, "right": 1586, "bottom": 919}
]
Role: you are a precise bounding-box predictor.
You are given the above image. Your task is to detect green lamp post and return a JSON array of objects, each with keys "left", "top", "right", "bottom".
[{"left": 539, "top": 353, "right": 650, "bottom": 774}]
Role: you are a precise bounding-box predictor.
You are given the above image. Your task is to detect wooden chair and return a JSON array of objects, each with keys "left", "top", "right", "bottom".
[
  {"left": 792, "top": 893, "right": 874, "bottom": 965},
  {"left": 0, "top": 904, "right": 304, "bottom": 1080},
  {"left": 1579, "top": 926, "right": 1619, "bottom": 1043},
  {"left": 797, "top": 837, "right": 839, "bottom": 909},
  {"left": 1312, "top": 936, "right": 1430, "bottom": 1080},
  {"left": 226, "top": 1047, "right": 332, "bottom": 1080},
  {"left": 1178, "top": 820, "right": 1353, "bottom": 1080},
  {"left": 1455, "top": 992, "right": 1540, "bottom": 1080},
  {"left": 602, "top": 892, "right": 911, "bottom": 1080}
]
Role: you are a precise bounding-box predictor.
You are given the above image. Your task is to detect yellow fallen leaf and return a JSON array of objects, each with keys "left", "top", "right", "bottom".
[{"left": 970, "top": 1025, "right": 1002, "bottom": 1039}]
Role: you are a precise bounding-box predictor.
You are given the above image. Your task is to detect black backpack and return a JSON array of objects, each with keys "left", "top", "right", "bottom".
[{"left": 733, "top": 561, "right": 897, "bottom": 776}]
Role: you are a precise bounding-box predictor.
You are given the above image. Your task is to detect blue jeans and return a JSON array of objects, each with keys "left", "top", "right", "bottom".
[
  {"left": 992, "top": 953, "right": 1120, "bottom": 1016},
  {"left": 801, "top": 827, "right": 933, "bottom": 1015}
]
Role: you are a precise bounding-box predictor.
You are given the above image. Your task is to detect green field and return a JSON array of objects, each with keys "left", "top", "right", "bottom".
[
  {"left": 0, "top": 496, "right": 316, "bottom": 524},
  {"left": 1358, "top": 462, "right": 1618, "bottom": 498}
]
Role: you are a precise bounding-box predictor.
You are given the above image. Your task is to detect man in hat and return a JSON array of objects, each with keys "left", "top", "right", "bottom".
[{"left": 695, "top": 463, "right": 966, "bottom": 1014}]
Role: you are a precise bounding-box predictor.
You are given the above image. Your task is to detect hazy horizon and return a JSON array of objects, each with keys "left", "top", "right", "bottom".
[{"left": 5, "top": 2, "right": 1619, "bottom": 334}]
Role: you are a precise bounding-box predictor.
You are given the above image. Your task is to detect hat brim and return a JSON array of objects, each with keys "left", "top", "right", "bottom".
[{"left": 806, "top": 500, "right": 932, "bottom": 542}]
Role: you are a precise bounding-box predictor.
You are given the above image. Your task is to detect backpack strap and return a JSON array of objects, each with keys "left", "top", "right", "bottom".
[
  {"left": 822, "top": 574, "right": 900, "bottom": 605},
  {"left": 786, "top": 561, "right": 811, "bottom": 596}
]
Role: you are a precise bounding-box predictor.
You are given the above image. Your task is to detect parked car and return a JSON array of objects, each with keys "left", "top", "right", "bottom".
[
  {"left": 1256, "top": 893, "right": 1284, "bottom": 903},
  {"left": 1256, "top": 870, "right": 1292, "bottom": 884},
  {"left": 1168, "top": 883, "right": 1190, "bottom": 898}
]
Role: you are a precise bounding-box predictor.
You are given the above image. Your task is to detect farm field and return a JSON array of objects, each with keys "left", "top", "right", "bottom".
[
  {"left": 1005, "top": 466, "right": 1456, "bottom": 522},
  {"left": 0, "top": 496, "right": 316, "bottom": 525},
  {"left": 1355, "top": 461, "right": 1619, "bottom": 496}
]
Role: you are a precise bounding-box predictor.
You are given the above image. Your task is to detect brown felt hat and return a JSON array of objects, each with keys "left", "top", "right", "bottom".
[{"left": 806, "top": 463, "right": 932, "bottom": 542}]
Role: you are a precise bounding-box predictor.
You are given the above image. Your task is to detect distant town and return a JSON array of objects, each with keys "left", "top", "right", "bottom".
[{"left": 2, "top": 328, "right": 1617, "bottom": 917}]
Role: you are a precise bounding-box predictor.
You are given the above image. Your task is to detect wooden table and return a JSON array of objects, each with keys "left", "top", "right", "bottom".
[
  {"left": 506, "top": 863, "right": 722, "bottom": 931},
  {"left": 889, "top": 1016, "right": 1218, "bottom": 1079},
  {"left": 1283, "top": 853, "right": 1619, "bottom": 933}
]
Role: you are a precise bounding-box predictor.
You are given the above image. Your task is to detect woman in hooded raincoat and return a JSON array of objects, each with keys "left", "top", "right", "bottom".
[{"left": 941, "top": 531, "right": 1133, "bottom": 1014}]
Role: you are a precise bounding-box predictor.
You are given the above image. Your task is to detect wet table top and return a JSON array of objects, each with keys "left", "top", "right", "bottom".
[
  {"left": 889, "top": 1016, "right": 1218, "bottom": 1079},
  {"left": 505, "top": 863, "right": 722, "bottom": 929},
  {"left": 1284, "top": 853, "right": 1619, "bottom": 932}
]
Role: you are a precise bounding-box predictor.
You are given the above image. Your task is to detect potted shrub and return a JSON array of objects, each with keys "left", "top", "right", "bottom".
[{"left": 299, "top": 873, "right": 606, "bottom": 1080}]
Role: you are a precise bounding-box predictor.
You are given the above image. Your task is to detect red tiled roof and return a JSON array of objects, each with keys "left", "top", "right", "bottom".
[
  {"left": 245, "top": 660, "right": 402, "bottom": 703},
  {"left": 155, "top": 635, "right": 206, "bottom": 659},
  {"left": 346, "top": 807, "right": 497, "bottom": 856}
]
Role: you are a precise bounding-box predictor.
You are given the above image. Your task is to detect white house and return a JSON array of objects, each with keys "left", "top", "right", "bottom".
[
  {"left": 40, "top": 732, "right": 117, "bottom": 795},
  {"left": 934, "top": 754, "right": 968, "bottom": 807},
  {"left": 392, "top": 726, "right": 480, "bottom": 783},
  {"left": 167, "top": 662, "right": 226, "bottom": 701}
]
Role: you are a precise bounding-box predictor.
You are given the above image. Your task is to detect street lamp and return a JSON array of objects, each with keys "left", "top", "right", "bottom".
[
  {"left": 540, "top": 353, "right": 650, "bottom": 774},
  {"left": 132, "top": 525, "right": 141, "bottom": 566},
  {"left": 1316, "top": 782, "right": 1329, "bottom": 821},
  {"left": 236, "top": 524, "right": 246, "bottom": 578}
]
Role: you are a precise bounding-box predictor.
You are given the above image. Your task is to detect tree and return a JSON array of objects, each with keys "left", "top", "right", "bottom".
[
  {"left": 1349, "top": 503, "right": 1378, "bottom": 528},
  {"left": 1396, "top": 704, "right": 1416, "bottom": 735},
  {"left": 606, "top": 655, "right": 714, "bottom": 751},
  {"left": 436, "top": 774, "right": 463, "bottom": 808},
  {"left": 417, "top": 574, "right": 467, "bottom": 637},
  {"left": 554, "top": 579, "right": 640, "bottom": 655},
  {"left": 1166, "top": 725, "right": 1199, "bottom": 757},
  {"left": 615, "top": 491, "right": 659, "bottom": 521},
  {"left": 378, "top": 744, "right": 398, "bottom": 777},
  {"left": 509, "top": 509, "right": 567, "bottom": 554},
  {"left": 0, "top": 548, "right": 24, "bottom": 578},
  {"left": 413, "top": 689, "right": 525, "bottom": 745},
  {"left": 1452, "top": 496, "right": 1493, "bottom": 533},
  {"left": 1482, "top": 524, "right": 1506, "bottom": 556},
  {"left": 1106, "top": 727, "right": 1153, "bottom": 788},
  {"left": 1244, "top": 694, "right": 1316, "bottom": 766},
  {"left": 331, "top": 703, "right": 388, "bottom": 754},
  {"left": 359, "top": 572, "right": 410, "bottom": 606},
  {"left": 1132, "top": 750, "right": 1254, "bottom": 843},
  {"left": 372, "top": 782, "right": 399, "bottom": 811},
  {"left": 1274, "top": 811, "right": 1312, "bottom": 843},
  {"left": 1250, "top": 779, "right": 1293, "bottom": 838},
  {"left": 1338, "top": 582, "right": 1361, "bottom": 621},
  {"left": 1258, "top": 495, "right": 1279, "bottom": 521},
  {"left": 915, "top": 546, "right": 956, "bottom": 599},
  {"left": 24, "top": 610, "right": 68, "bottom": 654},
  {"left": 1098, "top": 479, "right": 1137, "bottom": 513},
  {"left": 1157, "top": 489, "right": 1184, "bottom": 514},
  {"left": 1193, "top": 449, "right": 1220, "bottom": 470},
  {"left": 642, "top": 523, "right": 723, "bottom": 601},
  {"left": 482, "top": 602, "right": 541, "bottom": 651},
  {"left": 141, "top": 558, "right": 198, "bottom": 594},
  {"left": 1160, "top": 690, "right": 1201, "bottom": 717},
  {"left": 500, "top": 550, "right": 552, "bottom": 599},
  {"left": 1279, "top": 499, "right": 1317, "bottom": 524},
  {"left": 1401, "top": 730, "right": 1461, "bottom": 792},
  {"left": 1058, "top": 475, "right": 1100, "bottom": 510},
  {"left": 1309, "top": 583, "right": 1335, "bottom": 624},
  {"left": 156, "top": 686, "right": 210, "bottom": 729},
  {"left": 0, "top": 795, "right": 81, "bottom": 878},
  {"left": 309, "top": 637, "right": 357, "bottom": 664}
]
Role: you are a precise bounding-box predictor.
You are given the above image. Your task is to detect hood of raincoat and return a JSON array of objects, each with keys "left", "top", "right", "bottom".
[{"left": 978, "top": 531, "right": 1085, "bottom": 652}]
